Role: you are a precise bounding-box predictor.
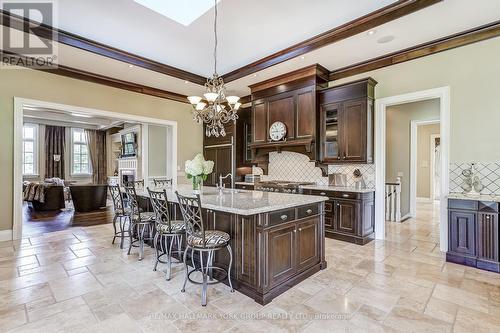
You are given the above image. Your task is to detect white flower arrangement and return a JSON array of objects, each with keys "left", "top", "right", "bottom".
[{"left": 185, "top": 154, "right": 214, "bottom": 182}]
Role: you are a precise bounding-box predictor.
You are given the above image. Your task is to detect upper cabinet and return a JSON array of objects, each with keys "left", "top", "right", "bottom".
[
  {"left": 318, "top": 78, "right": 376, "bottom": 164},
  {"left": 249, "top": 65, "right": 329, "bottom": 173}
]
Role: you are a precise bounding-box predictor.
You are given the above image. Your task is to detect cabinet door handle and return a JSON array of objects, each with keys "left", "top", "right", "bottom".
[
  {"left": 342, "top": 194, "right": 349, "bottom": 198},
  {"left": 280, "top": 215, "right": 288, "bottom": 221},
  {"left": 320, "top": 192, "right": 326, "bottom": 196},
  {"left": 306, "top": 209, "right": 313, "bottom": 214}
]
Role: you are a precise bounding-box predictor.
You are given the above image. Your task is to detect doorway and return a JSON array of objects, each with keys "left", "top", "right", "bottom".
[
  {"left": 374, "top": 87, "right": 450, "bottom": 252},
  {"left": 13, "top": 97, "right": 178, "bottom": 239}
]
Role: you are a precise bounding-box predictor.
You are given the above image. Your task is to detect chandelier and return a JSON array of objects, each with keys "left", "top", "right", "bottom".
[{"left": 187, "top": 0, "right": 240, "bottom": 137}]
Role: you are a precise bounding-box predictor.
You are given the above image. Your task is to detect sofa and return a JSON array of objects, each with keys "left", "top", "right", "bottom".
[{"left": 70, "top": 184, "right": 108, "bottom": 213}]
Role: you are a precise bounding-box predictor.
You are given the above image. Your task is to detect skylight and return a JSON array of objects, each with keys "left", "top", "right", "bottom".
[{"left": 134, "top": 0, "right": 220, "bottom": 26}]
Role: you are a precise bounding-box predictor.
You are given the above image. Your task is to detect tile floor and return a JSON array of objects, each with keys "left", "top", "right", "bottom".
[{"left": 1, "top": 202, "right": 500, "bottom": 332}]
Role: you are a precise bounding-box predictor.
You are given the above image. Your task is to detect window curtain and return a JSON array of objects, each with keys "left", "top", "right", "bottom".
[
  {"left": 85, "top": 129, "right": 107, "bottom": 184},
  {"left": 45, "top": 125, "right": 65, "bottom": 179}
]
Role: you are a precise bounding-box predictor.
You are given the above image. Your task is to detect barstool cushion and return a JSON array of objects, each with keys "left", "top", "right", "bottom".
[
  {"left": 187, "top": 230, "right": 230, "bottom": 248},
  {"left": 158, "top": 220, "right": 185, "bottom": 234},
  {"left": 132, "top": 212, "right": 156, "bottom": 222}
]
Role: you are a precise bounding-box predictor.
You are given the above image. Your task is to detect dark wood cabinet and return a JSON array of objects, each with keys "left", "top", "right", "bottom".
[
  {"left": 318, "top": 78, "right": 376, "bottom": 164},
  {"left": 249, "top": 65, "right": 329, "bottom": 174},
  {"left": 267, "top": 224, "right": 297, "bottom": 288},
  {"left": 449, "top": 210, "right": 476, "bottom": 257},
  {"left": 296, "top": 88, "right": 315, "bottom": 139},
  {"left": 447, "top": 199, "right": 500, "bottom": 273},
  {"left": 334, "top": 199, "right": 358, "bottom": 235},
  {"left": 252, "top": 101, "right": 267, "bottom": 143},
  {"left": 296, "top": 218, "right": 320, "bottom": 271},
  {"left": 203, "top": 145, "right": 232, "bottom": 187},
  {"left": 268, "top": 92, "right": 295, "bottom": 139},
  {"left": 304, "top": 189, "right": 374, "bottom": 245}
]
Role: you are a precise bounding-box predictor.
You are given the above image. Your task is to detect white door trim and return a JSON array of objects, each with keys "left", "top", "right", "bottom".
[
  {"left": 375, "top": 87, "right": 450, "bottom": 251},
  {"left": 13, "top": 97, "right": 178, "bottom": 240},
  {"left": 410, "top": 119, "right": 440, "bottom": 218},
  {"left": 430, "top": 133, "right": 441, "bottom": 202}
]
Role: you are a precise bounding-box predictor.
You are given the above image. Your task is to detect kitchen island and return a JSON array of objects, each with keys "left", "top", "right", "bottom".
[{"left": 136, "top": 185, "right": 328, "bottom": 304}]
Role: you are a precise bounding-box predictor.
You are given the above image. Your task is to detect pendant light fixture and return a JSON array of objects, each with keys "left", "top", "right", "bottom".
[{"left": 187, "top": 0, "right": 240, "bottom": 137}]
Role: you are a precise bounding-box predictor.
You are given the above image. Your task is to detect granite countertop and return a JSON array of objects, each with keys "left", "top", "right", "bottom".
[
  {"left": 448, "top": 192, "right": 500, "bottom": 203},
  {"left": 136, "top": 185, "right": 328, "bottom": 216},
  {"left": 299, "top": 184, "right": 375, "bottom": 193}
]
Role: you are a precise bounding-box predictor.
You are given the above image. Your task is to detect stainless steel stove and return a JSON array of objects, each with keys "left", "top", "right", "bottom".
[{"left": 254, "top": 180, "right": 315, "bottom": 194}]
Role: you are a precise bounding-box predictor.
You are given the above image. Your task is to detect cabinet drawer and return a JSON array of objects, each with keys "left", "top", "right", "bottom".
[
  {"left": 448, "top": 199, "right": 478, "bottom": 211},
  {"left": 298, "top": 204, "right": 319, "bottom": 219},
  {"left": 332, "top": 191, "right": 361, "bottom": 200},
  {"left": 235, "top": 184, "right": 254, "bottom": 190},
  {"left": 268, "top": 209, "right": 296, "bottom": 226},
  {"left": 308, "top": 189, "right": 333, "bottom": 198}
]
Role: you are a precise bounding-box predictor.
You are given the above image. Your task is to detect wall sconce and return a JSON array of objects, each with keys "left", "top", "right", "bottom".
[{"left": 53, "top": 154, "right": 61, "bottom": 162}]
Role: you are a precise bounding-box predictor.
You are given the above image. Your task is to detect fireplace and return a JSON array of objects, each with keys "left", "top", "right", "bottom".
[{"left": 120, "top": 169, "right": 136, "bottom": 186}]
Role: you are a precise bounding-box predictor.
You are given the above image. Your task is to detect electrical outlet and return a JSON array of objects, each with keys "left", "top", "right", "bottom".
[{"left": 397, "top": 171, "right": 404, "bottom": 177}]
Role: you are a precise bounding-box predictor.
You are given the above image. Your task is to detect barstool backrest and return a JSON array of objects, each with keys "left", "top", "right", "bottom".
[
  {"left": 175, "top": 191, "right": 205, "bottom": 247},
  {"left": 147, "top": 188, "right": 174, "bottom": 232},
  {"left": 153, "top": 178, "right": 173, "bottom": 187},
  {"left": 124, "top": 185, "right": 141, "bottom": 219},
  {"left": 109, "top": 185, "right": 125, "bottom": 213}
]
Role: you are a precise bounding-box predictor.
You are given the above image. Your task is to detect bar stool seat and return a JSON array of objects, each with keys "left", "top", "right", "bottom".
[
  {"left": 187, "top": 231, "right": 230, "bottom": 248},
  {"left": 131, "top": 211, "right": 156, "bottom": 223}
]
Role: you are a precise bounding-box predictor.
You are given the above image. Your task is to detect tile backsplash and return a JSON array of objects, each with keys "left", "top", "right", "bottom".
[
  {"left": 252, "top": 151, "right": 375, "bottom": 188},
  {"left": 449, "top": 162, "right": 500, "bottom": 195}
]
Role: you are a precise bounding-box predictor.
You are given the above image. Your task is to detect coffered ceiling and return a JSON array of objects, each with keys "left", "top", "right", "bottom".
[{"left": 2, "top": 0, "right": 500, "bottom": 99}]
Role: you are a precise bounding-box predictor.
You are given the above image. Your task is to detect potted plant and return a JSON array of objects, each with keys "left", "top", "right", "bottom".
[{"left": 185, "top": 154, "right": 214, "bottom": 193}]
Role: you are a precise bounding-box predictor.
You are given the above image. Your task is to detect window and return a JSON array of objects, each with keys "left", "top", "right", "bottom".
[
  {"left": 22, "top": 124, "right": 38, "bottom": 175},
  {"left": 71, "top": 128, "right": 91, "bottom": 175}
]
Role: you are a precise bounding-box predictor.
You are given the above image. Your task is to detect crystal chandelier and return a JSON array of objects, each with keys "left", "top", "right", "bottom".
[{"left": 187, "top": 0, "right": 240, "bottom": 137}]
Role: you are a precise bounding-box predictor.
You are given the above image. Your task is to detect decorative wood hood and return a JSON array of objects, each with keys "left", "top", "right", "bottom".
[{"left": 249, "top": 64, "right": 329, "bottom": 175}]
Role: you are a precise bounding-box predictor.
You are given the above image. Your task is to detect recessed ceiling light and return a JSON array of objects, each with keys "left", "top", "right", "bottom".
[
  {"left": 128, "top": 64, "right": 134, "bottom": 68},
  {"left": 377, "top": 35, "right": 395, "bottom": 44},
  {"left": 71, "top": 113, "right": 92, "bottom": 118},
  {"left": 253, "top": 73, "right": 258, "bottom": 77},
  {"left": 367, "top": 29, "right": 376, "bottom": 36},
  {"left": 184, "top": 80, "right": 189, "bottom": 84},
  {"left": 300, "top": 56, "right": 305, "bottom": 60},
  {"left": 134, "top": 0, "right": 220, "bottom": 26}
]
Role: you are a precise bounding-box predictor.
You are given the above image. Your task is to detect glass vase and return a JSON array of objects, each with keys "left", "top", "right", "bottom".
[{"left": 192, "top": 176, "right": 203, "bottom": 194}]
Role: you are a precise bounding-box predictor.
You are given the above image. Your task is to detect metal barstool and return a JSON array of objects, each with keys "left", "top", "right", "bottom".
[
  {"left": 175, "top": 191, "right": 234, "bottom": 306},
  {"left": 109, "top": 185, "right": 130, "bottom": 249},
  {"left": 153, "top": 178, "right": 173, "bottom": 187},
  {"left": 124, "top": 185, "right": 155, "bottom": 260},
  {"left": 148, "top": 188, "right": 185, "bottom": 280}
]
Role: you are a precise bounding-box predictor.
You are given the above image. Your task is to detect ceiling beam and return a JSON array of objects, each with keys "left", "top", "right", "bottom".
[
  {"left": 329, "top": 20, "right": 500, "bottom": 81},
  {"left": 0, "top": 9, "right": 208, "bottom": 86},
  {"left": 1, "top": 51, "right": 189, "bottom": 103},
  {"left": 221, "top": 0, "right": 442, "bottom": 83}
]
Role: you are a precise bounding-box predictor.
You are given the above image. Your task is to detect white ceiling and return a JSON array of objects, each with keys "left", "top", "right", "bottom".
[
  {"left": 51, "top": 0, "right": 396, "bottom": 76},
  {"left": 5, "top": 0, "right": 500, "bottom": 98}
]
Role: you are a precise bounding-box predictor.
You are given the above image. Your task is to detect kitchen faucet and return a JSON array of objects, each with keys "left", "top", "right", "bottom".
[{"left": 218, "top": 173, "right": 232, "bottom": 193}]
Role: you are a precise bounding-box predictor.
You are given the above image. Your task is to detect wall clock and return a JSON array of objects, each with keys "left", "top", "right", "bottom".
[{"left": 269, "top": 121, "right": 287, "bottom": 141}]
